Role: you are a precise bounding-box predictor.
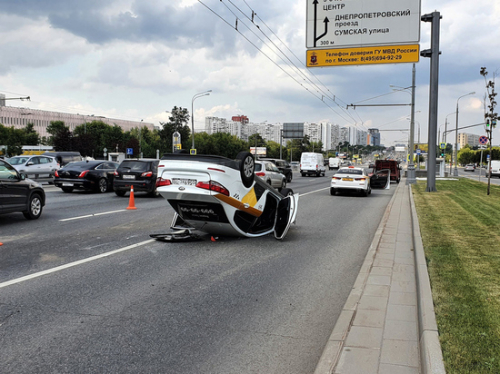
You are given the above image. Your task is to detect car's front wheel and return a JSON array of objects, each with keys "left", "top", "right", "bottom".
[{"left": 23, "top": 193, "right": 43, "bottom": 220}]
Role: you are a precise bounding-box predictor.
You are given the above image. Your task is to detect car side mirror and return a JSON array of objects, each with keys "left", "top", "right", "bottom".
[
  {"left": 19, "top": 173, "right": 26, "bottom": 180},
  {"left": 26, "top": 162, "right": 34, "bottom": 166}
]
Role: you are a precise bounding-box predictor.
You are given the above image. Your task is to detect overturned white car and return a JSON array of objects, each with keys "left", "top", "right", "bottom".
[{"left": 154, "top": 152, "right": 299, "bottom": 240}]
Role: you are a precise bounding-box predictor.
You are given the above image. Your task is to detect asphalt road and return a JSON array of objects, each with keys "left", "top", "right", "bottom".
[{"left": 0, "top": 169, "right": 395, "bottom": 374}]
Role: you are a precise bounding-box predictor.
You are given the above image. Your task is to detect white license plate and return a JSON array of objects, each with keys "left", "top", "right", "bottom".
[
  {"left": 62, "top": 183, "right": 74, "bottom": 186},
  {"left": 172, "top": 178, "right": 197, "bottom": 186},
  {"left": 123, "top": 175, "right": 135, "bottom": 180}
]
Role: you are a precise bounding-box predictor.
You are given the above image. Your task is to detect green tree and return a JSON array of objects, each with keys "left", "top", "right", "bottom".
[
  {"left": 158, "top": 107, "right": 191, "bottom": 154},
  {"left": 46, "top": 121, "right": 73, "bottom": 151},
  {"left": 23, "top": 123, "right": 40, "bottom": 145}
]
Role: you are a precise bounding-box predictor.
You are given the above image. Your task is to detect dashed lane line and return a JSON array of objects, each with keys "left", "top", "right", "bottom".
[{"left": 0, "top": 239, "right": 155, "bottom": 289}]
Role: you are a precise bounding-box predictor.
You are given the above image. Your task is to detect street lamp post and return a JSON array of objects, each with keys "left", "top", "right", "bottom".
[
  {"left": 191, "top": 90, "right": 212, "bottom": 152},
  {"left": 454, "top": 92, "right": 475, "bottom": 176}
]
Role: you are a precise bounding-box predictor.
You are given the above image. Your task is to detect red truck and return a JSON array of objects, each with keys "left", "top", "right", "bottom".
[{"left": 374, "top": 160, "right": 401, "bottom": 183}]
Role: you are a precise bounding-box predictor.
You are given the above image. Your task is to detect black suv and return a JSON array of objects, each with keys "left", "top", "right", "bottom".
[
  {"left": 0, "top": 159, "right": 46, "bottom": 219},
  {"left": 113, "top": 159, "right": 160, "bottom": 197},
  {"left": 258, "top": 158, "right": 293, "bottom": 182}
]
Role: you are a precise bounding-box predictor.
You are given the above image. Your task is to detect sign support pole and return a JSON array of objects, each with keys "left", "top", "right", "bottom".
[{"left": 421, "top": 11, "right": 441, "bottom": 192}]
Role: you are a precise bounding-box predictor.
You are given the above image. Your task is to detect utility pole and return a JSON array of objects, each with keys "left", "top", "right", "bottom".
[
  {"left": 480, "top": 67, "right": 498, "bottom": 195},
  {"left": 420, "top": 11, "right": 441, "bottom": 192}
]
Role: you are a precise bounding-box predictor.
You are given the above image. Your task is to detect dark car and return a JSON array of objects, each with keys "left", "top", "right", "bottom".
[
  {"left": 113, "top": 159, "right": 160, "bottom": 197},
  {"left": 54, "top": 160, "right": 119, "bottom": 193},
  {"left": 258, "top": 158, "right": 293, "bottom": 182},
  {"left": 0, "top": 159, "right": 46, "bottom": 219}
]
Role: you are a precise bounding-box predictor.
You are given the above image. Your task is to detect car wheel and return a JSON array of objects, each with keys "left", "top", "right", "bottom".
[
  {"left": 301, "top": 173, "right": 305, "bottom": 177},
  {"left": 330, "top": 188, "right": 336, "bottom": 196},
  {"left": 147, "top": 189, "right": 160, "bottom": 197},
  {"left": 236, "top": 151, "right": 255, "bottom": 188},
  {"left": 97, "top": 178, "right": 108, "bottom": 193},
  {"left": 279, "top": 179, "right": 286, "bottom": 191},
  {"left": 22, "top": 193, "right": 43, "bottom": 220},
  {"left": 61, "top": 187, "right": 73, "bottom": 193},
  {"left": 368, "top": 186, "right": 372, "bottom": 195},
  {"left": 280, "top": 188, "right": 294, "bottom": 197},
  {"left": 362, "top": 189, "right": 369, "bottom": 197},
  {"left": 115, "top": 190, "right": 126, "bottom": 197},
  {"left": 287, "top": 173, "right": 292, "bottom": 183}
]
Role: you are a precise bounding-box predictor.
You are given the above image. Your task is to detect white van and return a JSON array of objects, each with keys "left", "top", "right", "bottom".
[
  {"left": 489, "top": 160, "right": 500, "bottom": 177},
  {"left": 300, "top": 152, "right": 326, "bottom": 177},
  {"left": 328, "top": 157, "right": 341, "bottom": 170}
]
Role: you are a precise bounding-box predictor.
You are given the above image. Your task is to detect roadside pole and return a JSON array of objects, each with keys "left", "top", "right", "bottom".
[{"left": 421, "top": 11, "right": 441, "bottom": 192}]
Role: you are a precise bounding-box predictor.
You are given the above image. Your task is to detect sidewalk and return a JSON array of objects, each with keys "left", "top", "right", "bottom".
[{"left": 314, "top": 181, "right": 446, "bottom": 374}]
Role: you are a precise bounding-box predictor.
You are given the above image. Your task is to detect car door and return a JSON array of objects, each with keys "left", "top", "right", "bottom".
[
  {"left": 37, "top": 156, "right": 54, "bottom": 176},
  {"left": 274, "top": 193, "right": 299, "bottom": 240},
  {"left": 0, "top": 161, "right": 29, "bottom": 213}
]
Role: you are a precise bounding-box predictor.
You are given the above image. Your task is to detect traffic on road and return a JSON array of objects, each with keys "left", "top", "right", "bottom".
[{"left": 0, "top": 160, "right": 395, "bottom": 374}]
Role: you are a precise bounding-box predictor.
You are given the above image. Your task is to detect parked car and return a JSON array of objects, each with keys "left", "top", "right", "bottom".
[
  {"left": 254, "top": 160, "right": 287, "bottom": 191},
  {"left": 258, "top": 158, "right": 293, "bottom": 182},
  {"left": 54, "top": 160, "right": 119, "bottom": 193},
  {"left": 331, "top": 166, "right": 372, "bottom": 196},
  {"left": 155, "top": 152, "right": 298, "bottom": 240},
  {"left": 0, "top": 159, "right": 46, "bottom": 219},
  {"left": 464, "top": 164, "right": 476, "bottom": 172},
  {"left": 300, "top": 152, "right": 326, "bottom": 177},
  {"left": 113, "top": 158, "right": 160, "bottom": 197},
  {"left": 7, "top": 155, "right": 59, "bottom": 179},
  {"left": 43, "top": 151, "right": 82, "bottom": 167}
]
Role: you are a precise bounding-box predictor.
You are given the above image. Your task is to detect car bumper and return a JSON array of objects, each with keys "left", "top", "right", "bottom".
[
  {"left": 54, "top": 179, "right": 94, "bottom": 190},
  {"left": 113, "top": 179, "right": 156, "bottom": 193},
  {"left": 331, "top": 180, "right": 369, "bottom": 192}
]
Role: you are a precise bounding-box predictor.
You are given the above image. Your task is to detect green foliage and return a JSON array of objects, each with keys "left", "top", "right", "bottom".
[
  {"left": 413, "top": 179, "right": 500, "bottom": 373},
  {"left": 0, "top": 124, "right": 25, "bottom": 155},
  {"left": 159, "top": 106, "right": 191, "bottom": 154}
]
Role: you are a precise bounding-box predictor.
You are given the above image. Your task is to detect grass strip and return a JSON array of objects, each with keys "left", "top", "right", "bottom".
[{"left": 413, "top": 178, "right": 500, "bottom": 373}]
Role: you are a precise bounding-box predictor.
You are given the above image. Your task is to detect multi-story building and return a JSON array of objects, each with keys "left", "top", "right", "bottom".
[
  {"left": 458, "top": 133, "right": 480, "bottom": 148},
  {"left": 0, "top": 102, "right": 153, "bottom": 138},
  {"left": 368, "top": 128, "right": 381, "bottom": 146}
]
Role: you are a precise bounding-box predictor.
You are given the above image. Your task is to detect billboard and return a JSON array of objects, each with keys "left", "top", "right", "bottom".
[{"left": 283, "top": 123, "right": 304, "bottom": 139}]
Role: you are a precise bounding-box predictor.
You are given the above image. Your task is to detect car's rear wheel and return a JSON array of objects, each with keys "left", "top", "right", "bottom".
[
  {"left": 115, "top": 190, "right": 126, "bottom": 197},
  {"left": 147, "top": 189, "right": 160, "bottom": 197},
  {"left": 236, "top": 151, "right": 255, "bottom": 188},
  {"left": 61, "top": 187, "right": 73, "bottom": 193},
  {"left": 287, "top": 173, "right": 292, "bottom": 183},
  {"left": 97, "top": 178, "right": 108, "bottom": 193},
  {"left": 23, "top": 193, "right": 43, "bottom": 220},
  {"left": 330, "top": 188, "right": 336, "bottom": 196},
  {"left": 279, "top": 180, "right": 286, "bottom": 191}
]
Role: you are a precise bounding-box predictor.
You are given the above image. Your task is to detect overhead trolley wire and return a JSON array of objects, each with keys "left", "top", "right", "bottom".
[{"left": 198, "top": 0, "right": 357, "bottom": 125}]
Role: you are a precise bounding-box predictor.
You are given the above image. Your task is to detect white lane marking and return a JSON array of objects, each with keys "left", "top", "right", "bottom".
[
  {"left": 299, "top": 187, "right": 330, "bottom": 196},
  {"left": 0, "top": 239, "right": 155, "bottom": 289},
  {"left": 60, "top": 209, "right": 127, "bottom": 221}
]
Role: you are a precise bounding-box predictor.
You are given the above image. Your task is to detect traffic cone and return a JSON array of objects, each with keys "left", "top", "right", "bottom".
[{"left": 127, "top": 185, "right": 137, "bottom": 210}]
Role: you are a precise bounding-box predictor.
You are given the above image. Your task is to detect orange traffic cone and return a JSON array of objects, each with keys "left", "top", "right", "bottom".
[{"left": 127, "top": 185, "right": 137, "bottom": 210}]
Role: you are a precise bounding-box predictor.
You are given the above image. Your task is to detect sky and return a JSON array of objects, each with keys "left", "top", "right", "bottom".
[{"left": 0, "top": 0, "right": 499, "bottom": 147}]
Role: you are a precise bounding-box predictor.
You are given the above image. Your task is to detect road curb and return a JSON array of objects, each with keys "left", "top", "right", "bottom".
[
  {"left": 409, "top": 185, "right": 446, "bottom": 374},
  {"left": 313, "top": 183, "right": 399, "bottom": 374}
]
